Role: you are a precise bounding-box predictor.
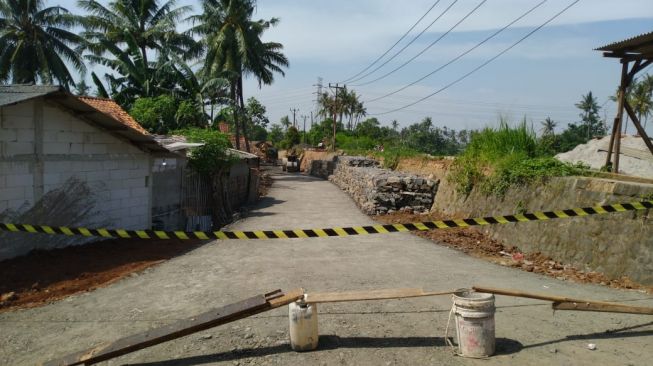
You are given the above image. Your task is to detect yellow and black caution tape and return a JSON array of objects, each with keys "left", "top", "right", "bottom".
[{"left": 1, "top": 200, "right": 651, "bottom": 241}]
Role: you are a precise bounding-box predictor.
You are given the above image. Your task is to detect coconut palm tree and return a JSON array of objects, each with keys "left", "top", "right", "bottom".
[
  {"left": 630, "top": 74, "right": 653, "bottom": 131},
  {"left": 79, "top": 0, "right": 197, "bottom": 64},
  {"left": 540, "top": 117, "right": 557, "bottom": 137},
  {"left": 189, "top": 0, "right": 287, "bottom": 151},
  {"left": 575, "top": 91, "right": 602, "bottom": 139},
  {"left": 0, "top": 0, "right": 85, "bottom": 88}
]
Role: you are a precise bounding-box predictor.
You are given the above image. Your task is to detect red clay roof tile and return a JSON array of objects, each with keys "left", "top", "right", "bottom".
[{"left": 78, "top": 96, "right": 149, "bottom": 135}]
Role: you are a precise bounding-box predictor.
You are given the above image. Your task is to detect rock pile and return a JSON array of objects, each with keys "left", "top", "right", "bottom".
[
  {"left": 309, "top": 159, "right": 336, "bottom": 179},
  {"left": 328, "top": 156, "right": 438, "bottom": 214}
]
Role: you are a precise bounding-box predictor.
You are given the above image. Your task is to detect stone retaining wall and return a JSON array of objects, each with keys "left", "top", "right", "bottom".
[
  {"left": 432, "top": 176, "right": 653, "bottom": 285},
  {"left": 327, "top": 156, "right": 438, "bottom": 215}
]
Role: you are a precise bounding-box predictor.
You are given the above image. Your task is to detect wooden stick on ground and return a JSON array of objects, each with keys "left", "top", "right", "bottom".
[
  {"left": 43, "top": 288, "right": 305, "bottom": 366},
  {"left": 473, "top": 286, "right": 653, "bottom": 315},
  {"left": 305, "top": 288, "right": 454, "bottom": 303}
]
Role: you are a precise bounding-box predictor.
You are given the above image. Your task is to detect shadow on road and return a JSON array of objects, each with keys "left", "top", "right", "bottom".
[
  {"left": 127, "top": 336, "right": 522, "bottom": 366},
  {"left": 273, "top": 173, "right": 325, "bottom": 183},
  {"left": 522, "top": 321, "right": 653, "bottom": 350},
  {"left": 252, "top": 196, "right": 286, "bottom": 210}
]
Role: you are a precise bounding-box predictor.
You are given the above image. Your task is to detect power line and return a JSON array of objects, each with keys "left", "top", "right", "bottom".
[
  {"left": 348, "top": 0, "right": 463, "bottom": 85},
  {"left": 351, "top": 0, "right": 487, "bottom": 86},
  {"left": 370, "top": 0, "right": 581, "bottom": 116},
  {"left": 340, "top": 0, "right": 443, "bottom": 83},
  {"left": 364, "top": 0, "right": 548, "bottom": 102}
]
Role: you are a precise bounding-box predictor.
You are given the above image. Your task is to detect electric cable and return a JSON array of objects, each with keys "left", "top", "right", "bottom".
[
  {"left": 347, "top": 0, "right": 461, "bottom": 84},
  {"left": 363, "top": 0, "right": 548, "bottom": 99},
  {"left": 350, "top": 0, "right": 487, "bottom": 86},
  {"left": 370, "top": 0, "right": 581, "bottom": 116},
  {"left": 340, "top": 0, "right": 443, "bottom": 83}
]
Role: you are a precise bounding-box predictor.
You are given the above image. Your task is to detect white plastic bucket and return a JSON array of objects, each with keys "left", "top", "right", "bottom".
[
  {"left": 452, "top": 288, "right": 495, "bottom": 358},
  {"left": 289, "top": 301, "right": 319, "bottom": 351}
]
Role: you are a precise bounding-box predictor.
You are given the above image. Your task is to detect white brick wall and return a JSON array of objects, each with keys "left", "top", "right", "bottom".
[{"left": 0, "top": 99, "right": 152, "bottom": 231}]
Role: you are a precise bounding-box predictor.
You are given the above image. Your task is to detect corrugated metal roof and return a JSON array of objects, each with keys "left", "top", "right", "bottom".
[
  {"left": 0, "top": 84, "right": 62, "bottom": 106},
  {"left": 164, "top": 142, "right": 205, "bottom": 151},
  {"left": 595, "top": 31, "right": 653, "bottom": 56},
  {"left": 226, "top": 148, "right": 259, "bottom": 159}
]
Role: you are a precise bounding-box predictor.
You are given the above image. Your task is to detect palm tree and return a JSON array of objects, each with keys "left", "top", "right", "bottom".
[
  {"left": 79, "top": 0, "right": 196, "bottom": 64},
  {"left": 190, "top": 0, "right": 288, "bottom": 151},
  {"left": 0, "top": 0, "right": 85, "bottom": 88},
  {"left": 630, "top": 74, "right": 653, "bottom": 131},
  {"left": 540, "top": 117, "right": 557, "bottom": 137},
  {"left": 280, "top": 115, "right": 291, "bottom": 131},
  {"left": 575, "top": 91, "right": 602, "bottom": 139},
  {"left": 79, "top": 0, "right": 197, "bottom": 106}
]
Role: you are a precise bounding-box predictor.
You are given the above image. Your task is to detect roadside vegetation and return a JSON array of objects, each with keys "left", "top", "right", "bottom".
[
  {"left": 2, "top": 0, "right": 652, "bottom": 191},
  {"left": 449, "top": 120, "right": 591, "bottom": 196}
]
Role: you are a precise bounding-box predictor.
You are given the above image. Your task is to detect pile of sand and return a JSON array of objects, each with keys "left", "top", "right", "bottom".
[{"left": 555, "top": 135, "right": 653, "bottom": 179}]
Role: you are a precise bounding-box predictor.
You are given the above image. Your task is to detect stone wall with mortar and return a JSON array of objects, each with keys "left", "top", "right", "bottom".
[
  {"left": 0, "top": 98, "right": 153, "bottom": 260},
  {"left": 327, "top": 156, "right": 438, "bottom": 215},
  {"left": 431, "top": 176, "right": 653, "bottom": 285}
]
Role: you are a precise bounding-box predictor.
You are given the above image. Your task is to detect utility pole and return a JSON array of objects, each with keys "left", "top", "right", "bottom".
[
  {"left": 301, "top": 115, "right": 308, "bottom": 144},
  {"left": 310, "top": 111, "right": 314, "bottom": 130},
  {"left": 290, "top": 108, "right": 299, "bottom": 128},
  {"left": 328, "top": 83, "right": 345, "bottom": 151}
]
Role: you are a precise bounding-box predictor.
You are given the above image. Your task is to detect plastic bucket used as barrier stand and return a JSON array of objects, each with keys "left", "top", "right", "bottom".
[
  {"left": 452, "top": 288, "right": 495, "bottom": 358},
  {"left": 289, "top": 300, "right": 319, "bottom": 351}
]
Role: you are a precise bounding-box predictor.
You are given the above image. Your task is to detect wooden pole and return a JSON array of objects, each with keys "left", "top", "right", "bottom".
[
  {"left": 623, "top": 101, "right": 653, "bottom": 155},
  {"left": 305, "top": 288, "right": 454, "bottom": 303},
  {"left": 473, "top": 286, "right": 653, "bottom": 315},
  {"left": 552, "top": 301, "right": 653, "bottom": 315},
  {"left": 612, "top": 60, "right": 630, "bottom": 173},
  {"left": 43, "top": 289, "right": 304, "bottom": 366}
]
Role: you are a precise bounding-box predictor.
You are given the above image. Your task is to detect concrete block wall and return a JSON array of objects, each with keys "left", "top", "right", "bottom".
[{"left": 0, "top": 98, "right": 152, "bottom": 258}]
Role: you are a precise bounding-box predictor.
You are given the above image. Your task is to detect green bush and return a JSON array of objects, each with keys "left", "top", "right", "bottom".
[
  {"left": 481, "top": 157, "right": 590, "bottom": 196},
  {"left": 130, "top": 95, "right": 177, "bottom": 133},
  {"left": 174, "top": 128, "right": 235, "bottom": 175}
]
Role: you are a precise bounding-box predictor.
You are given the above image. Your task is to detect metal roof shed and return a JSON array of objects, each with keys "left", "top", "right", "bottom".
[{"left": 596, "top": 32, "right": 653, "bottom": 173}]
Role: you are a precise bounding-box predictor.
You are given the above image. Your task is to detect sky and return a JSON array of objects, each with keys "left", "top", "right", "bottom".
[{"left": 63, "top": 0, "right": 653, "bottom": 134}]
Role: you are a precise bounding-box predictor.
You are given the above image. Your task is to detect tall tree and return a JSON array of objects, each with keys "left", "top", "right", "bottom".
[
  {"left": 79, "top": 0, "right": 196, "bottom": 66},
  {"left": 631, "top": 74, "right": 653, "bottom": 131},
  {"left": 574, "top": 91, "right": 604, "bottom": 139},
  {"left": 79, "top": 0, "right": 197, "bottom": 106},
  {"left": 0, "top": 0, "right": 85, "bottom": 88},
  {"left": 540, "top": 117, "right": 557, "bottom": 137},
  {"left": 190, "top": 0, "right": 288, "bottom": 151},
  {"left": 279, "top": 115, "right": 291, "bottom": 131}
]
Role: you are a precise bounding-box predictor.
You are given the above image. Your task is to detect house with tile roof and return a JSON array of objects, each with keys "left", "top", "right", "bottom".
[{"left": 0, "top": 85, "right": 173, "bottom": 260}]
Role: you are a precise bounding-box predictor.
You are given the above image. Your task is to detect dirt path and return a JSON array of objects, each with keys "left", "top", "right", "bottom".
[{"left": 1, "top": 170, "right": 652, "bottom": 366}]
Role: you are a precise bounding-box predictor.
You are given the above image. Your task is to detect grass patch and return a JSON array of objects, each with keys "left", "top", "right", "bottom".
[{"left": 450, "top": 119, "right": 592, "bottom": 196}]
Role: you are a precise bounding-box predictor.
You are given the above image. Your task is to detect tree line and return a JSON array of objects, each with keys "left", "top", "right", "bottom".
[
  {"left": 269, "top": 85, "right": 653, "bottom": 159},
  {"left": 0, "top": 0, "right": 287, "bottom": 152}
]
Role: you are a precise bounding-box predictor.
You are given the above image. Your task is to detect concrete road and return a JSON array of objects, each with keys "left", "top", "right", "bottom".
[{"left": 1, "top": 171, "right": 652, "bottom": 366}]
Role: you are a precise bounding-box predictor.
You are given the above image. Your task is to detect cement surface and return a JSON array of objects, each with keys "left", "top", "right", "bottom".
[{"left": 1, "top": 169, "right": 652, "bottom": 366}]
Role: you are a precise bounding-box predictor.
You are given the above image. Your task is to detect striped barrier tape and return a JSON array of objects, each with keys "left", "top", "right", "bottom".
[{"left": 1, "top": 200, "right": 651, "bottom": 241}]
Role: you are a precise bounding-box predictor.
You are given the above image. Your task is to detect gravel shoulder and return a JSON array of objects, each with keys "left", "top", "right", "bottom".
[{"left": 1, "top": 170, "right": 652, "bottom": 366}]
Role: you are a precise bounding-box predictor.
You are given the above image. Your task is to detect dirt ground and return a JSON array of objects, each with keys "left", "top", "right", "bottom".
[
  {"left": 0, "top": 238, "right": 204, "bottom": 312},
  {"left": 394, "top": 156, "right": 454, "bottom": 180},
  {"left": 375, "top": 211, "right": 652, "bottom": 294},
  {"left": 0, "top": 169, "right": 278, "bottom": 313}
]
